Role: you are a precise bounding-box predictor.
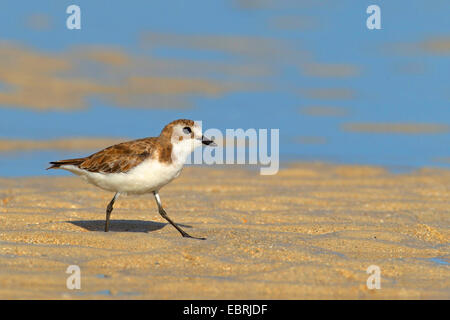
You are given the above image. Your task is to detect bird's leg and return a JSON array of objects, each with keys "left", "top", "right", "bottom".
[
  {"left": 105, "top": 192, "right": 120, "bottom": 232},
  {"left": 153, "top": 191, "right": 206, "bottom": 240}
]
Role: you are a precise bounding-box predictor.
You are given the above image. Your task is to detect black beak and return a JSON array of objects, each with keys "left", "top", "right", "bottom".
[{"left": 202, "top": 135, "right": 217, "bottom": 146}]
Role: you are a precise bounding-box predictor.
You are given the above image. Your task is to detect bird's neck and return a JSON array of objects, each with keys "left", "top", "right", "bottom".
[{"left": 172, "top": 139, "right": 201, "bottom": 166}]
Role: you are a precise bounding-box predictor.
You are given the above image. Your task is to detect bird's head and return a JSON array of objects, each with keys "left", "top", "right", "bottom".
[{"left": 160, "top": 119, "right": 216, "bottom": 162}]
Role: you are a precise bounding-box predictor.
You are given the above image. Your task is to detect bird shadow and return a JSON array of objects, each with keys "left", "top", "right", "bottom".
[{"left": 68, "top": 220, "right": 192, "bottom": 233}]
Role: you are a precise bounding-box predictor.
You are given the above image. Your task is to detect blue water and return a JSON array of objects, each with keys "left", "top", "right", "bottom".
[
  {"left": 0, "top": 0, "right": 449, "bottom": 176},
  {"left": 429, "top": 257, "right": 450, "bottom": 266}
]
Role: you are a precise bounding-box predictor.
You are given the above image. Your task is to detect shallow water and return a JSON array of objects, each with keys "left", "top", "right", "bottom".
[{"left": 0, "top": 1, "right": 449, "bottom": 176}]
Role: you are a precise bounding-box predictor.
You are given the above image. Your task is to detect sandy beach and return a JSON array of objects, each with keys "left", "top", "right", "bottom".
[{"left": 0, "top": 163, "right": 448, "bottom": 299}]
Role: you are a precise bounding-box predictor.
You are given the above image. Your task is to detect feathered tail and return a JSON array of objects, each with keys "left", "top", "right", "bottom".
[{"left": 46, "top": 158, "right": 86, "bottom": 170}]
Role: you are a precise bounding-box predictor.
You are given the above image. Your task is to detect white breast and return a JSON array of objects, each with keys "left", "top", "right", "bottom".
[{"left": 61, "top": 159, "right": 183, "bottom": 195}]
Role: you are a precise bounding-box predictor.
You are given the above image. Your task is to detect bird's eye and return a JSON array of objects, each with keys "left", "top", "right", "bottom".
[{"left": 183, "top": 127, "right": 192, "bottom": 134}]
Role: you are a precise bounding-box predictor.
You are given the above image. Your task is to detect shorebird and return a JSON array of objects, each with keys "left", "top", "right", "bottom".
[{"left": 47, "top": 119, "right": 216, "bottom": 240}]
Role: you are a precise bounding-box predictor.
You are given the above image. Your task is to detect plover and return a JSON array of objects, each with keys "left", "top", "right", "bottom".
[{"left": 47, "top": 119, "right": 216, "bottom": 240}]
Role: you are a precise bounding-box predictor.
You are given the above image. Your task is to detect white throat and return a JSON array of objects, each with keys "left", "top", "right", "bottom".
[{"left": 170, "top": 139, "right": 200, "bottom": 165}]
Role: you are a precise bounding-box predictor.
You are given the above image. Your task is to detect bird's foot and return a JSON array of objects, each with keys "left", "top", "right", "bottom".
[{"left": 181, "top": 232, "right": 206, "bottom": 240}]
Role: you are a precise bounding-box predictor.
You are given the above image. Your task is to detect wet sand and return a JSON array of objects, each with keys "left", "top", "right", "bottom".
[{"left": 0, "top": 163, "right": 448, "bottom": 299}]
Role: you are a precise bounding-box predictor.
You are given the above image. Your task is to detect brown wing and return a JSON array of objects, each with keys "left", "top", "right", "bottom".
[{"left": 77, "top": 137, "right": 158, "bottom": 173}]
